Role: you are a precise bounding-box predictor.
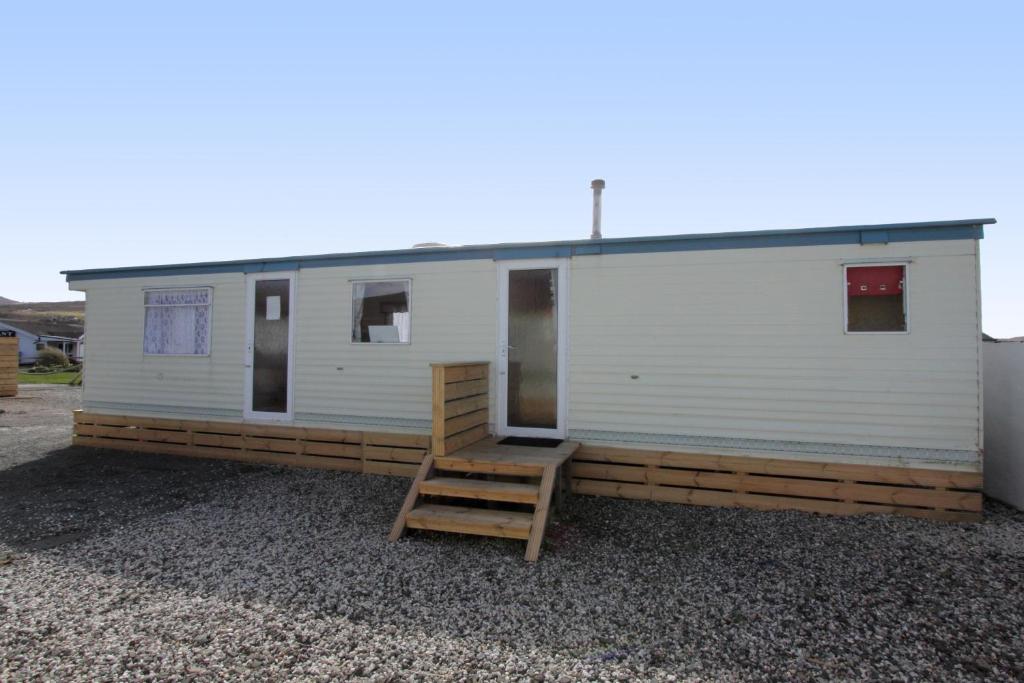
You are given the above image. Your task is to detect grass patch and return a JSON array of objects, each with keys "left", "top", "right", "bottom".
[{"left": 18, "top": 371, "right": 80, "bottom": 385}]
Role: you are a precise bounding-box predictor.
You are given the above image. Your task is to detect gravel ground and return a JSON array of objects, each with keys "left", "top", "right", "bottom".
[{"left": 2, "top": 388, "right": 1024, "bottom": 681}]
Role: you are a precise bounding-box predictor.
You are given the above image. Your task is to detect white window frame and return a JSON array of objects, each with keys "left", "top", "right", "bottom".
[
  {"left": 142, "top": 286, "right": 214, "bottom": 356},
  {"left": 842, "top": 262, "right": 910, "bottom": 335},
  {"left": 349, "top": 278, "right": 413, "bottom": 345}
]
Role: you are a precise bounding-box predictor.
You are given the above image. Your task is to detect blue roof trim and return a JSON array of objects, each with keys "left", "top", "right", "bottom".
[{"left": 62, "top": 218, "right": 993, "bottom": 282}]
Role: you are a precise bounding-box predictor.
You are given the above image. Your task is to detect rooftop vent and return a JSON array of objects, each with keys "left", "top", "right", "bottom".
[
  {"left": 412, "top": 242, "right": 448, "bottom": 249},
  {"left": 590, "top": 178, "right": 605, "bottom": 239}
]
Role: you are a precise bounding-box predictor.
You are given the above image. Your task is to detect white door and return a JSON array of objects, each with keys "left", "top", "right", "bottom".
[
  {"left": 244, "top": 272, "right": 297, "bottom": 421},
  {"left": 496, "top": 259, "right": 568, "bottom": 439}
]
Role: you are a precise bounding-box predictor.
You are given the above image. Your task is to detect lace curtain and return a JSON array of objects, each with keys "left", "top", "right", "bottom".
[{"left": 144, "top": 288, "right": 212, "bottom": 355}]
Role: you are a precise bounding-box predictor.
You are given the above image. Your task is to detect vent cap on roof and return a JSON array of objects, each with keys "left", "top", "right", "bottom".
[{"left": 412, "top": 242, "right": 448, "bottom": 249}]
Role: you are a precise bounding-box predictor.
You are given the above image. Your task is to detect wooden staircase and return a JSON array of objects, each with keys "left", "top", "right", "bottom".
[
  {"left": 388, "top": 438, "right": 578, "bottom": 561},
  {"left": 389, "top": 361, "right": 578, "bottom": 561}
]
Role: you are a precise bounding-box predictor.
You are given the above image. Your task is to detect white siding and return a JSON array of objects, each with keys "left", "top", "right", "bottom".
[
  {"left": 568, "top": 240, "right": 981, "bottom": 458},
  {"left": 293, "top": 260, "right": 496, "bottom": 428},
  {"left": 72, "top": 237, "right": 982, "bottom": 467},
  {"left": 75, "top": 273, "right": 246, "bottom": 417}
]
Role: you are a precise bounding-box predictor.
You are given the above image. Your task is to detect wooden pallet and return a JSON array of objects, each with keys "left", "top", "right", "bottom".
[
  {"left": 389, "top": 438, "right": 578, "bottom": 561},
  {"left": 570, "top": 444, "right": 983, "bottom": 522},
  {"left": 72, "top": 411, "right": 428, "bottom": 475}
]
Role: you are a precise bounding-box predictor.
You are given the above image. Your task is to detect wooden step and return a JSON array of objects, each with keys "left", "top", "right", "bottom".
[
  {"left": 419, "top": 477, "right": 540, "bottom": 504},
  {"left": 405, "top": 504, "right": 533, "bottom": 540},
  {"left": 434, "top": 454, "right": 546, "bottom": 477}
]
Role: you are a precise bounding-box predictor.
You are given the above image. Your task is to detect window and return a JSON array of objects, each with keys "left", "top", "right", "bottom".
[
  {"left": 143, "top": 288, "right": 212, "bottom": 355},
  {"left": 352, "top": 280, "right": 410, "bottom": 343},
  {"left": 845, "top": 265, "right": 906, "bottom": 333}
]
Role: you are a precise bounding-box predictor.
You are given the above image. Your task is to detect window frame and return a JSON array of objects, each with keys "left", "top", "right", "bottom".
[
  {"left": 142, "top": 286, "right": 215, "bottom": 357},
  {"left": 842, "top": 262, "right": 910, "bottom": 335},
  {"left": 350, "top": 278, "right": 413, "bottom": 345}
]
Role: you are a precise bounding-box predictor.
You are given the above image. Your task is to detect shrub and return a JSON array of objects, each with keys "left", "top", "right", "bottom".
[{"left": 36, "top": 347, "right": 70, "bottom": 367}]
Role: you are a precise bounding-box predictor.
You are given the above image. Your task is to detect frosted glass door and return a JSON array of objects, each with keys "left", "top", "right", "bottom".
[
  {"left": 251, "top": 279, "right": 290, "bottom": 414},
  {"left": 506, "top": 268, "right": 558, "bottom": 429}
]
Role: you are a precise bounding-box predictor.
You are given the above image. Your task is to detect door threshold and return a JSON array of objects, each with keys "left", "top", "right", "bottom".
[{"left": 497, "top": 436, "right": 564, "bottom": 448}]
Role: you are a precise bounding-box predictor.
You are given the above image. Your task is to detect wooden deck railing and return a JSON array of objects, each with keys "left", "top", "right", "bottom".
[{"left": 430, "top": 361, "right": 490, "bottom": 456}]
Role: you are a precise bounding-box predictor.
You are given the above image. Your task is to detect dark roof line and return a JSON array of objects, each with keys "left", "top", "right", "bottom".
[{"left": 61, "top": 218, "right": 994, "bottom": 282}]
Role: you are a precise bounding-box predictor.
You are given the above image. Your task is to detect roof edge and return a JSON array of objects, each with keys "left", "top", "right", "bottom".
[{"left": 62, "top": 218, "right": 995, "bottom": 282}]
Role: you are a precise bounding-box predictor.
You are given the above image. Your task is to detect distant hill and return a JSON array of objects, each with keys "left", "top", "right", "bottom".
[
  {"left": 0, "top": 296, "right": 18, "bottom": 305},
  {"left": 0, "top": 300, "right": 85, "bottom": 338}
]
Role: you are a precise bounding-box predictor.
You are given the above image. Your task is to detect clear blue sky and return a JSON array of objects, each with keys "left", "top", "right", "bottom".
[{"left": 1, "top": 2, "right": 1020, "bottom": 336}]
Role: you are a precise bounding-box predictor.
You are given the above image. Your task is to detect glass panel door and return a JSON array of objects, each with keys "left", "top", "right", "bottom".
[
  {"left": 497, "top": 259, "right": 566, "bottom": 439},
  {"left": 506, "top": 268, "right": 558, "bottom": 429},
  {"left": 246, "top": 275, "right": 294, "bottom": 418}
]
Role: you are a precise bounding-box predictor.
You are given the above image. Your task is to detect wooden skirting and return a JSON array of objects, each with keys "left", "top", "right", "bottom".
[
  {"left": 72, "top": 410, "right": 983, "bottom": 523},
  {"left": 0, "top": 336, "right": 17, "bottom": 398},
  {"left": 431, "top": 362, "right": 490, "bottom": 456},
  {"left": 570, "top": 444, "right": 983, "bottom": 522},
  {"left": 72, "top": 411, "right": 428, "bottom": 476}
]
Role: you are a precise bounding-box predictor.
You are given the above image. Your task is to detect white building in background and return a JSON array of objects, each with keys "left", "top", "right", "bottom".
[{"left": 0, "top": 319, "right": 84, "bottom": 365}]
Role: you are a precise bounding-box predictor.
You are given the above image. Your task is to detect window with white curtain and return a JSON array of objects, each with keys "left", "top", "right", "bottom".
[
  {"left": 351, "top": 280, "right": 411, "bottom": 343},
  {"left": 143, "top": 288, "right": 212, "bottom": 355}
]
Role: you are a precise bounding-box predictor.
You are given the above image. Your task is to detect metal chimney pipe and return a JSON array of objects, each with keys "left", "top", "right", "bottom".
[{"left": 590, "top": 178, "right": 605, "bottom": 239}]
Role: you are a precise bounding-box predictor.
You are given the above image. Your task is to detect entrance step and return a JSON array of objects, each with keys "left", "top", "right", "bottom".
[
  {"left": 389, "top": 438, "right": 580, "bottom": 560},
  {"left": 405, "top": 504, "right": 533, "bottom": 540},
  {"left": 419, "top": 477, "right": 541, "bottom": 504},
  {"left": 433, "top": 454, "right": 546, "bottom": 477}
]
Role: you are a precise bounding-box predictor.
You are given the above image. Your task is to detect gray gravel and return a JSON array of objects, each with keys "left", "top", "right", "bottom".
[{"left": 2, "top": 388, "right": 1023, "bottom": 681}]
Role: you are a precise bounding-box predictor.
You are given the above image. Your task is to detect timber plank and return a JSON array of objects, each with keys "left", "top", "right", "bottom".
[
  {"left": 75, "top": 424, "right": 140, "bottom": 440},
  {"left": 72, "top": 435, "right": 365, "bottom": 471},
  {"left": 192, "top": 433, "right": 245, "bottom": 449},
  {"left": 443, "top": 424, "right": 490, "bottom": 454},
  {"left": 138, "top": 428, "right": 190, "bottom": 445},
  {"left": 301, "top": 427, "right": 363, "bottom": 443},
  {"left": 443, "top": 394, "right": 489, "bottom": 420},
  {"left": 363, "top": 445, "right": 427, "bottom": 463},
  {"left": 524, "top": 465, "right": 557, "bottom": 562},
  {"left": 365, "top": 432, "right": 431, "bottom": 449},
  {"left": 419, "top": 477, "right": 540, "bottom": 504},
  {"left": 304, "top": 441, "right": 363, "bottom": 458},
  {"left": 242, "top": 435, "right": 302, "bottom": 454},
  {"left": 442, "top": 364, "right": 488, "bottom": 383},
  {"left": 443, "top": 378, "right": 488, "bottom": 401},
  {"left": 443, "top": 408, "right": 489, "bottom": 436},
  {"left": 405, "top": 504, "right": 533, "bottom": 540},
  {"left": 363, "top": 461, "right": 420, "bottom": 477},
  {"left": 571, "top": 479, "right": 980, "bottom": 522},
  {"left": 431, "top": 364, "right": 446, "bottom": 455},
  {"left": 572, "top": 462, "right": 648, "bottom": 483},
  {"left": 574, "top": 445, "right": 982, "bottom": 490},
  {"left": 388, "top": 454, "right": 436, "bottom": 541}
]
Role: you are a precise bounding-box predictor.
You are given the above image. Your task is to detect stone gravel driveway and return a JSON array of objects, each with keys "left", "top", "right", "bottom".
[{"left": 1, "top": 386, "right": 1022, "bottom": 681}]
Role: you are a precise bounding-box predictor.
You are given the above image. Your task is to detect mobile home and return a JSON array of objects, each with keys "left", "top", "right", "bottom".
[{"left": 63, "top": 217, "right": 992, "bottom": 556}]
